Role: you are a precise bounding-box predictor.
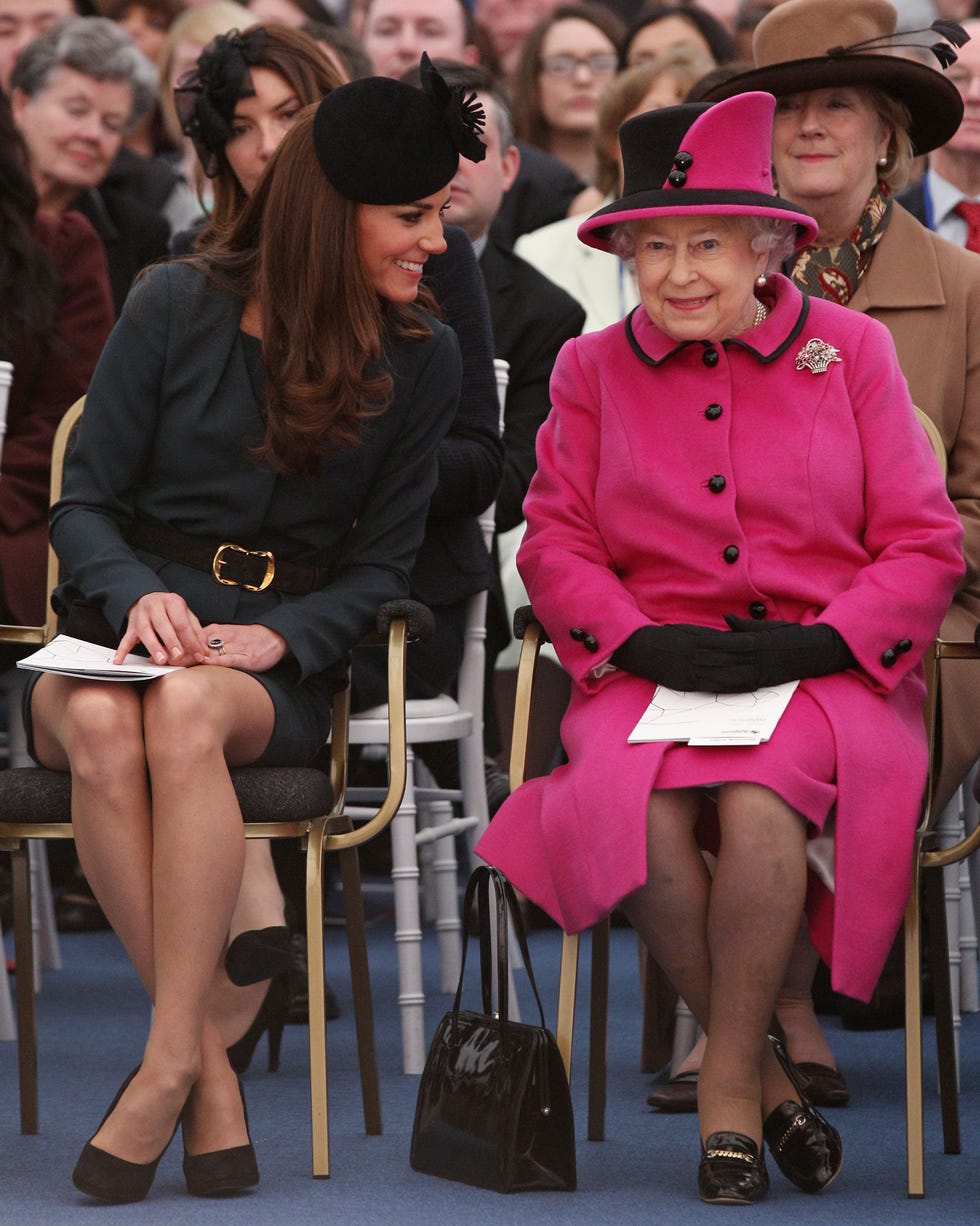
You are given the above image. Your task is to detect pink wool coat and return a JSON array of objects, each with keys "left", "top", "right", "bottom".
[{"left": 476, "top": 275, "right": 964, "bottom": 1002}]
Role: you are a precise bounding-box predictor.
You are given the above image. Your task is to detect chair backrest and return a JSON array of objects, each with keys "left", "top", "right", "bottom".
[
  {"left": 456, "top": 360, "right": 509, "bottom": 723},
  {"left": 42, "top": 398, "right": 85, "bottom": 644},
  {"left": 0, "top": 360, "right": 12, "bottom": 473},
  {"left": 915, "top": 406, "right": 947, "bottom": 479}
]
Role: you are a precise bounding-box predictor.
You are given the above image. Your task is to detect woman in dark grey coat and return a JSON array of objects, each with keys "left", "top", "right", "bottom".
[{"left": 26, "top": 64, "right": 484, "bottom": 1204}]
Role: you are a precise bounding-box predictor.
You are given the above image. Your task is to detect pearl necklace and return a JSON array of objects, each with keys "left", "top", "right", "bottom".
[{"left": 754, "top": 297, "right": 768, "bottom": 327}]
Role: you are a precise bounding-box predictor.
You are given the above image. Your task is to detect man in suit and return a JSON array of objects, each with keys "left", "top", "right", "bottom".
[
  {"left": 430, "top": 60, "right": 586, "bottom": 761},
  {"left": 898, "top": 19, "right": 980, "bottom": 248}
]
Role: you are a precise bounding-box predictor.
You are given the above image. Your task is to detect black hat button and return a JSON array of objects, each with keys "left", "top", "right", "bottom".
[
  {"left": 749, "top": 601, "right": 767, "bottom": 619},
  {"left": 881, "top": 648, "right": 898, "bottom": 668},
  {"left": 707, "top": 474, "right": 726, "bottom": 493},
  {"left": 702, "top": 348, "right": 719, "bottom": 368},
  {"left": 674, "top": 151, "right": 693, "bottom": 170},
  {"left": 723, "top": 545, "right": 739, "bottom": 564},
  {"left": 705, "top": 403, "right": 723, "bottom": 420},
  {"left": 668, "top": 169, "right": 687, "bottom": 188}
]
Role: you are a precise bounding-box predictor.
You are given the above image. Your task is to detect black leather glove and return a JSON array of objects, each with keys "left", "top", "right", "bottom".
[
  {"left": 611, "top": 620, "right": 857, "bottom": 693},
  {"left": 721, "top": 616, "right": 857, "bottom": 686},
  {"left": 611, "top": 623, "right": 756, "bottom": 692}
]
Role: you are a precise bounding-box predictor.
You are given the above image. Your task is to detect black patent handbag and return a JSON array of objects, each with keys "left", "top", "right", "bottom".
[{"left": 409, "top": 866, "right": 576, "bottom": 1193}]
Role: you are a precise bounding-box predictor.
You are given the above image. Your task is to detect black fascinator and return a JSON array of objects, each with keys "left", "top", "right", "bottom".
[
  {"left": 174, "top": 28, "right": 268, "bottom": 178},
  {"left": 313, "top": 53, "right": 486, "bottom": 205},
  {"left": 418, "top": 51, "right": 486, "bottom": 164}
]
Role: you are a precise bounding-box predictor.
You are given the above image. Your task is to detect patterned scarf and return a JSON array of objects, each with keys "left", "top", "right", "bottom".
[{"left": 787, "top": 183, "right": 893, "bottom": 305}]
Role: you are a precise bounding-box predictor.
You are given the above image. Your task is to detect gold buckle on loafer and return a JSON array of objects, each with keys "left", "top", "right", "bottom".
[{"left": 212, "top": 542, "right": 276, "bottom": 592}]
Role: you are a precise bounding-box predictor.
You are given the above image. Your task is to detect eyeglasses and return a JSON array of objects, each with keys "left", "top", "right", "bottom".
[{"left": 539, "top": 53, "right": 618, "bottom": 77}]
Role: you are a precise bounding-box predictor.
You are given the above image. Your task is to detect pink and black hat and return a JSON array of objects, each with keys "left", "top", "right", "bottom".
[{"left": 577, "top": 91, "right": 819, "bottom": 254}]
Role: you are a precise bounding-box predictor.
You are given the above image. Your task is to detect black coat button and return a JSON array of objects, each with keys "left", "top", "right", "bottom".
[
  {"left": 897, "top": 638, "right": 912, "bottom": 653},
  {"left": 582, "top": 634, "right": 598, "bottom": 653},
  {"left": 881, "top": 648, "right": 898, "bottom": 667},
  {"left": 749, "top": 602, "right": 766, "bottom": 619},
  {"left": 705, "top": 403, "right": 723, "bottom": 420},
  {"left": 570, "top": 627, "right": 587, "bottom": 642},
  {"left": 707, "top": 475, "right": 726, "bottom": 493},
  {"left": 673, "top": 151, "right": 693, "bottom": 170},
  {"left": 723, "top": 545, "right": 739, "bottom": 564},
  {"left": 668, "top": 169, "right": 687, "bottom": 188},
  {"left": 702, "top": 348, "right": 719, "bottom": 368}
]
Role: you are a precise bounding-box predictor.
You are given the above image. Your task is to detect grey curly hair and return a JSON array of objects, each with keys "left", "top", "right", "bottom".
[
  {"left": 610, "top": 214, "right": 801, "bottom": 270},
  {"left": 10, "top": 16, "right": 158, "bottom": 130}
]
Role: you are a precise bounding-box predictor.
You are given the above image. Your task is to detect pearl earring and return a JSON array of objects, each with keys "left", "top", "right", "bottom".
[
  {"left": 878, "top": 156, "right": 888, "bottom": 167},
  {"left": 756, "top": 274, "right": 767, "bottom": 287}
]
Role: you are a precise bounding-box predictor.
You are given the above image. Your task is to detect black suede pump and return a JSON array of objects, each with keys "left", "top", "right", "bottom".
[{"left": 72, "top": 1068, "right": 181, "bottom": 1204}]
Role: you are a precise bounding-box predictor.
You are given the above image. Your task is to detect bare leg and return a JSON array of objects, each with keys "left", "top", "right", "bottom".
[
  {"left": 31, "top": 667, "right": 276, "bottom": 1164},
  {"left": 621, "top": 784, "right": 807, "bottom": 1144},
  {"left": 230, "top": 841, "right": 287, "bottom": 941},
  {"left": 774, "top": 924, "right": 837, "bottom": 1068}
]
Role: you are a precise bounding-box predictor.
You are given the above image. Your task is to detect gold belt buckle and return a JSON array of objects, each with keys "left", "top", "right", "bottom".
[{"left": 211, "top": 542, "right": 276, "bottom": 592}]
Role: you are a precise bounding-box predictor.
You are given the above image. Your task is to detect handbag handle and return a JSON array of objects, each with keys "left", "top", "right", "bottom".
[{"left": 452, "top": 866, "right": 550, "bottom": 1044}]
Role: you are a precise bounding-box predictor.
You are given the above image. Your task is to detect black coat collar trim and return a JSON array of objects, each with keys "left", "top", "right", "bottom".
[{"left": 625, "top": 283, "right": 810, "bottom": 368}]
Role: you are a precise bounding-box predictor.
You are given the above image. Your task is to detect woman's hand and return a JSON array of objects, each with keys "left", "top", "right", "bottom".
[
  {"left": 200, "top": 623, "right": 289, "bottom": 673},
  {"left": 115, "top": 592, "right": 209, "bottom": 665},
  {"left": 610, "top": 620, "right": 858, "bottom": 692}
]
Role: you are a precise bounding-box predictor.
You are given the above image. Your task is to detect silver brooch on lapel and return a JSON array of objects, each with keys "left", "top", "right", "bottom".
[{"left": 795, "top": 338, "right": 842, "bottom": 374}]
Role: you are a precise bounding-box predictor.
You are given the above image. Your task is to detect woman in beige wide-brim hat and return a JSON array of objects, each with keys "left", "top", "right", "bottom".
[{"left": 696, "top": 0, "right": 980, "bottom": 1070}]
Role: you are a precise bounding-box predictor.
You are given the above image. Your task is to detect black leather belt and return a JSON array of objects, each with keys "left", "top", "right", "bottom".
[{"left": 124, "top": 521, "right": 334, "bottom": 596}]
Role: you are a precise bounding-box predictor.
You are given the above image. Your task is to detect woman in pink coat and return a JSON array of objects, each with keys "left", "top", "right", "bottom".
[{"left": 476, "top": 91, "right": 964, "bottom": 1205}]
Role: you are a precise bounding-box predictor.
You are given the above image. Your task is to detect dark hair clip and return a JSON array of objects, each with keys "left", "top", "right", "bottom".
[
  {"left": 174, "top": 28, "right": 268, "bottom": 177},
  {"left": 419, "top": 51, "right": 487, "bottom": 164},
  {"left": 827, "top": 18, "right": 968, "bottom": 70}
]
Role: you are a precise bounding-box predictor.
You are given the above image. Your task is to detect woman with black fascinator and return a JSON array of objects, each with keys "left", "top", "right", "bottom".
[
  {"left": 23, "top": 56, "right": 485, "bottom": 1204},
  {"left": 173, "top": 24, "right": 504, "bottom": 1074}
]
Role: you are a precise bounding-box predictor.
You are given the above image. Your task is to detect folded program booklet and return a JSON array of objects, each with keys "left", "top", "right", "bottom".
[
  {"left": 628, "top": 681, "right": 799, "bottom": 747},
  {"left": 17, "top": 634, "right": 184, "bottom": 681}
]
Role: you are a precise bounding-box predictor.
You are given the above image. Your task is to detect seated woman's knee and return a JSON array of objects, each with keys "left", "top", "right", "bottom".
[
  {"left": 60, "top": 683, "right": 144, "bottom": 781},
  {"left": 141, "top": 669, "right": 228, "bottom": 762}
]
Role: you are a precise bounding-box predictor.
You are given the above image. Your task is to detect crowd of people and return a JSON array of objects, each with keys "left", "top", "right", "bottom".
[{"left": 3, "top": 0, "right": 980, "bottom": 1207}]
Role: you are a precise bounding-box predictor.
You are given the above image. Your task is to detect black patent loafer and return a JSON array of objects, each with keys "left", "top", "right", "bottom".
[
  {"left": 764, "top": 1035, "right": 843, "bottom": 1193},
  {"left": 762, "top": 1100, "right": 842, "bottom": 1193},
  {"left": 698, "top": 1131, "right": 769, "bottom": 1205}
]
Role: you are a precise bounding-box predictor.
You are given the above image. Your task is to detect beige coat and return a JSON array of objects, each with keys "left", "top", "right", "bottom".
[{"left": 851, "top": 202, "right": 980, "bottom": 807}]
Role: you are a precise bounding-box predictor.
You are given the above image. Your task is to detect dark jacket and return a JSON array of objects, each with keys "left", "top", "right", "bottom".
[
  {"left": 72, "top": 184, "right": 170, "bottom": 316},
  {"left": 480, "top": 237, "right": 585, "bottom": 532},
  {"left": 51, "top": 262, "right": 462, "bottom": 682}
]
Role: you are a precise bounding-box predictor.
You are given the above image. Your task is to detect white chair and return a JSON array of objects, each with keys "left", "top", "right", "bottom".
[{"left": 346, "top": 359, "right": 511, "bottom": 1073}]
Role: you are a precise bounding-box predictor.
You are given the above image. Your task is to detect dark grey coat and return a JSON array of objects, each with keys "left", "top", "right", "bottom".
[{"left": 51, "top": 262, "right": 462, "bottom": 684}]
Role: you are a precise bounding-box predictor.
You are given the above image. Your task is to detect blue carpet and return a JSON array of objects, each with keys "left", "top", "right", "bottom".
[{"left": 2, "top": 887, "right": 979, "bottom": 1224}]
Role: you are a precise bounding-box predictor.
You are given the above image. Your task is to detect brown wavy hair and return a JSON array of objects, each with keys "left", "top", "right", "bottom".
[
  {"left": 195, "top": 105, "right": 436, "bottom": 476},
  {"left": 196, "top": 24, "right": 345, "bottom": 247}
]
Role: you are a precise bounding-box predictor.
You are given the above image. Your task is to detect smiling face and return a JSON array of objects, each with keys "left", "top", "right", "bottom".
[
  {"left": 223, "top": 66, "right": 301, "bottom": 196},
  {"left": 771, "top": 86, "right": 890, "bottom": 231},
  {"left": 357, "top": 186, "right": 451, "bottom": 302},
  {"left": 537, "top": 17, "right": 617, "bottom": 137},
  {"left": 13, "top": 65, "right": 134, "bottom": 208},
  {"left": 632, "top": 214, "right": 767, "bottom": 343}
]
